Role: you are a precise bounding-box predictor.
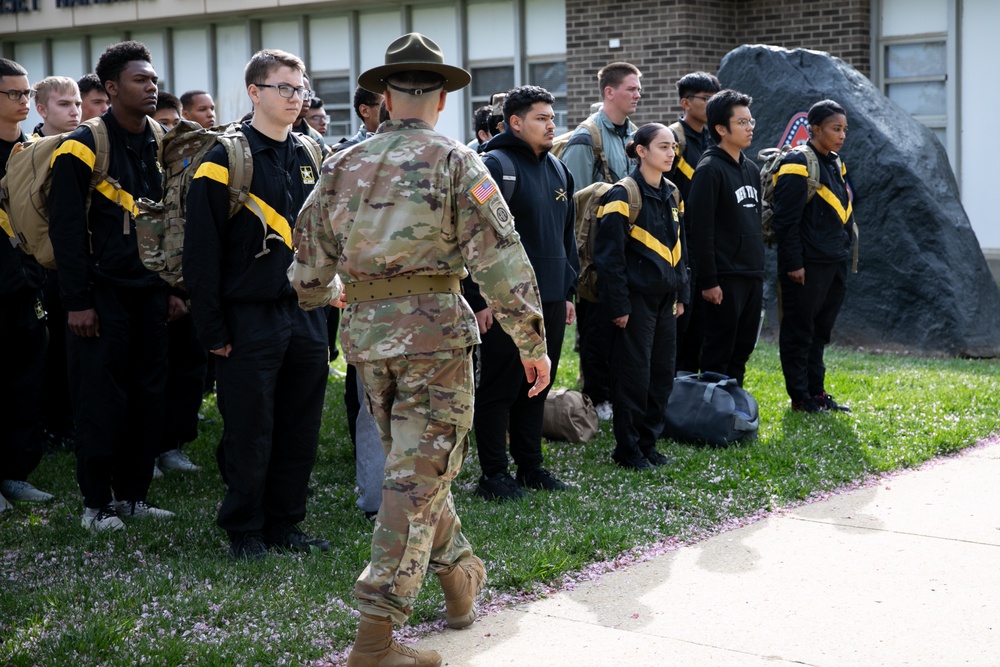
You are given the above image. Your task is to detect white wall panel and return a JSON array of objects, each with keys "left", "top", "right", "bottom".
[
  {"left": 413, "top": 5, "right": 462, "bottom": 140},
  {"left": 216, "top": 23, "right": 251, "bottom": 125},
  {"left": 881, "top": 0, "right": 947, "bottom": 37},
  {"left": 467, "top": 1, "right": 514, "bottom": 61},
  {"left": 525, "top": 0, "right": 565, "bottom": 56},
  {"left": 261, "top": 19, "right": 302, "bottom": 58},
  {"left": 51, "top": 38, "right": 86, "bottom": 80},
  {"left": 172, "top": 27, "right": 212, "bottom": 99},
  {"left": 308, "top": 16, "right": 351, "bottom": 73}
]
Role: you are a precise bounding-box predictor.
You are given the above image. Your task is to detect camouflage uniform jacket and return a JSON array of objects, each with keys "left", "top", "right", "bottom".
[{"left": 290, "top": 118, "right": 547, "bottom": 363}]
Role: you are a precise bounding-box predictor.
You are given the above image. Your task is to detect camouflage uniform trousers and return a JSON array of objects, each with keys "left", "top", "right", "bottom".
[{"left": 354, "top": 347, "right": 476, "bottom": 625}]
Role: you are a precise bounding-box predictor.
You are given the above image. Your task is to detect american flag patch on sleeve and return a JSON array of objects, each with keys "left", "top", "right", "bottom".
[{"left": 471, "top": 177, "right": 498, "bottom": 204}]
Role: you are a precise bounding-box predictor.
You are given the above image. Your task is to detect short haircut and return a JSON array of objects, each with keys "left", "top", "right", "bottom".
[
  {"left": 385, "top": 71, "right": 445, "bottom": 95},
  {"left": 78, "top": 73, "right": 106, "bottom": 97},
  {"left": 597, "top": 62, "right": 641, "bottom": 96},
  {"left": 309, "top": 97, "right": 325, "bottom": 110},
  {"left": 180, "top": 90, "right": 210, "bottom": 110},
  {"left": 34, "top": 76, "right": 79, "bottom": 108},
  {"left": 808, "top": 99, "right": 847, "bottom": 128},
  {"left": 352, "top": 86, "right": 382, "bottom": 119},
  {"left": 625, "top": 123, "right": 670, "bottom": 162},
  {"left": 502, "top": 85, "right": 554, "bottom": 125},
  {"left": 473, "top": 105, "right": 492, "bottom": 136},
  {"left": 0, "top": 58, "right": 27, "bottom": 79},
  {"left": 95, "top": 41, "right": 153, "bottom": 87},
  {"left": 156, "top": 91, "right": 181, "bottom": 113},
  {"left": 244, "top": 49, "right": 305, "bottom": 88},
  {"left": 706, "top": 89, "right": 753, "bottom": 144},
  {"left": 676, "top": 71, "right": 721, "bottom": 100}
]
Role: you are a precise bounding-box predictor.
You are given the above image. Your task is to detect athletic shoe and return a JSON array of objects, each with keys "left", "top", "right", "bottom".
[
  {"left": 792, "top": 397, "right": 826, "bottom": 413},
  {"left": 0, "top": 493, "right": 12, "bottom": 514},
  {"left": 814, "top": 391, "right": 851, "bottom": 412},
  {"left": 0, "top": 480, "right": 54, "bottom": 503},
  {"left": 264, "top": 525, "right": 331, "bottom": 553},
  {"left": 516, "top": 467, "right": 569, "bottom": 491},
  {"left": 474, "top": 471, "right": 527, "bottom": 502},
  {"left": 115, "top": 500, "right": 175, "bottom": 520},
  {"left": 613, "top": 453, "right": 655, "bottom": 471},
  {"left": 82, "top": 504, "right": 125, "bottom": 532},
  {"left": 157, "top": 448, "right": 202, "bottom": 472},
  {"left": 644, "top": 450, "right": 674, "bottom": 467},
  {"left": 229, "top": 532, "right": 267, "bottom": 561},
  {"left": 595, "top": 401, "right": 613, "bottom": 421}
]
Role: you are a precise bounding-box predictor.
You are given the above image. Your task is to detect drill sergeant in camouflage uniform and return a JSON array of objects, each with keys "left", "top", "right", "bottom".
[{"left": 289, "top": 33, "right": 551, "bottom": 667}]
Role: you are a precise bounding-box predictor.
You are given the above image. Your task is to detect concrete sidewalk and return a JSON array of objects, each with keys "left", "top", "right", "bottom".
[{"left": 417, "top": 439, "right": 1000, "bottom": 666}]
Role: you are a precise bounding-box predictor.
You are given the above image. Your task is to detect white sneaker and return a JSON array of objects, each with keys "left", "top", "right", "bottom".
[
  {"left": 0, "top": 479, "right": 54, "bottom": 503},
  {"left": 0, "top": 493, "right": 12, "bottom": 513},
  {"left": 82, "top": 504, "right": 125, "bottom": 532},
  {"left": 115, "top": 500, "right": 175, "bottom": 520},
  {"left": 157, "top": 449, "right": 201, "bottom": 472},
  {"left": 595, "top": 401, "right": 613, "bottom": 421}
]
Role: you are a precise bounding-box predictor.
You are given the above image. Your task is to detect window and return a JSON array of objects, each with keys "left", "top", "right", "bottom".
[
  {"left": 469, "top": 64, "right": 515, "bottom": 123},
  {"left": 529, "top": 61, "right": 567, "bottom": 133},
  {"left": 883, "top": 39, "right": 947, "bottom": 147},
  {"left": 312, "top": 74, "right": 352, "bottom": 142}
]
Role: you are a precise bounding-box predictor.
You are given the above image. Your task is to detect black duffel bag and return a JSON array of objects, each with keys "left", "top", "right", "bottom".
[{"left": 663, "top": 372, "right": 759, "bottom": 446}]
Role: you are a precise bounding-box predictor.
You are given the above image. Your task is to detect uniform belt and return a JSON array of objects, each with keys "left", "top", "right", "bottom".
[{"left": 346, "top": 274, "right": 462, "bottom": 303}]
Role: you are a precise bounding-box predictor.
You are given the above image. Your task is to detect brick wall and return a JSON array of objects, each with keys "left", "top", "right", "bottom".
[{"left": 565, "top": 0, "right": 870, "bottom": 128}]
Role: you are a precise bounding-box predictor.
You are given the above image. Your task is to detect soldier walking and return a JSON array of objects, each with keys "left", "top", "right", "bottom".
[{"left": 289, "top": 33, "right": 551, "bottom": 667}]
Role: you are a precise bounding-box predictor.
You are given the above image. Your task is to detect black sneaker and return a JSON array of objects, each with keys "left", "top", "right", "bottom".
[
  {"left": 264, "top": 525, "right": 331, "bottom": 553},
  {"left": 791, "top": 397, "right": 826, "bottom": 413},
  {"left": 229, "top": 532, "right": 267, "bottom": 561},
  {"left": 644, "top": 450, "right": 674, "bottom": 467},
  {"left": 612, "top": 454, "right": 655, "bottom": 471},
  {"left": 516, "top": 467, "right": 569, "bottom": 491},
  {"left": 813, "top": 392, "right": 850, "bottom": 412},
  {"left": 475, "top": 471, "right": 528, "bottom": 502}
]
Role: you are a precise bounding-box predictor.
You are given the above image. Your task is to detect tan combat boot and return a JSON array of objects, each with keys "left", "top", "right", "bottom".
[
  {"left": 345, "top": 614, "right": 442, "bottom": 667},
  {"left": 436, "top": 554, "right": 486, "bottom": 629}
]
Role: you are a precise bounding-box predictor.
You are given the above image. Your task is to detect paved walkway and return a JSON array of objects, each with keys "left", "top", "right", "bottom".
[{"left": 417, "top": 439, "right": 1000, "bottom": 666}]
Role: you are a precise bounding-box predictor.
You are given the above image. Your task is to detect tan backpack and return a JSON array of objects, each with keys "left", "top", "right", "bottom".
[{"left": 0, "top": 117, "right": 127, "bottom": 269}]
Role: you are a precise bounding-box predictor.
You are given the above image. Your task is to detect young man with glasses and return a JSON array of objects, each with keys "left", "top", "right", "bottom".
[
  {"left": 183, "top": 49, "right": 328, "bottom": 561},
  {"left": 49, "top": 41, "right": 178, "bottom": 531},
  {"left": 669, "top": 72, "right": 721, "bottom": 374},
  {"left": 0, "top": 58, "right": 53, "bottom": 513},
  {"left": 305, "top": 97, "right": 329, "bottom": 135},
  {"left": 687, "top": 89, "right": 764, "bottom": 387}
]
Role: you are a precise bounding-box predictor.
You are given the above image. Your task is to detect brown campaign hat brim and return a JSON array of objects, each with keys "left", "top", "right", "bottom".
[{"left": 358, "top": 33, "right": 471, "bottom": 94}]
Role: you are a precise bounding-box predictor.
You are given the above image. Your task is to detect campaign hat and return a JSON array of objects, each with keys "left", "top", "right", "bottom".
[{"left": 358, "top": 33, "right": 471, "bottom": 94}]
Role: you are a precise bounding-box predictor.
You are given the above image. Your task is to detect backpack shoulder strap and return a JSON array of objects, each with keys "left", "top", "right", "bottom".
[
  {"left": 86, "top": 117, "right": 111, "bottom": 187},
  {"left": 581, "top": 117, "right": 611, "bottom": 183},
  {"left": 796, "top": 144, "right": 822, "bottom": 201},
  {"left": 484, "top": 149, "right": 517, "bottom": 201},
  {"left": 147, "top": 116, "right": 166, "bottom": 145},
  {"left": 217, "top": 131, "right": 254, "bottom": 219},
  {"left": 668, "top": 121, "right": 687, "bottom": 157},
  {"left": 291, "top": 132, "right": 324, "bottom": 172},
  {"left": 619, "top": 176, "right": 642, "bottom": 227}
]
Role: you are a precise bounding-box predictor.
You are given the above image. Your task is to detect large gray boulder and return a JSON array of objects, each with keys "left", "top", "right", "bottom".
[{"left": 718, "top": 45, "right": 1000, "bottom": 356}]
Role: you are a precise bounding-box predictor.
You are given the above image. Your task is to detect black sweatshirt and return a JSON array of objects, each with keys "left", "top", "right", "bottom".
[
  {"left": 594, "top": 167, "right": 689, "bottom": 318},
  {"left": 687, "top": 145, "right": 764, "bottom": 288}
]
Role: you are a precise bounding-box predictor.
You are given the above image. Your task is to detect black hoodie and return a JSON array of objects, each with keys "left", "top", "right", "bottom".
[
  {"left": 464, "top": 130, "right": 579, "bottom": 310},
  {"left": 687, "top": 145, "right": 764, "bottom": 288}
]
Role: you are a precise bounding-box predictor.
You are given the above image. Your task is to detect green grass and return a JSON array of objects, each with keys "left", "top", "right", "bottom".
[{"left": 2, "top": 334, "right": 998, "bottom": 666}]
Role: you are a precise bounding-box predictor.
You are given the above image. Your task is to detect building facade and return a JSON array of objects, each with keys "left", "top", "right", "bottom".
[{"left": 1, "top": 0, "right": 996, "bottom": 266}]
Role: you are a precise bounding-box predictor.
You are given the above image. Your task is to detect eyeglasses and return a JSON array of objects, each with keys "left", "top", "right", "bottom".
[
  {"left": 1, "top": 89, "right": 36, "bottom": 101},
  {"left": 308, "top": 114, "right": 330, "bottom": 123},
  {"left": 686, "top": 94, "right": 712, "bottom": 103},
  {"left": 255, "top": 83, "right": 313, "bottom": 101},
  {"left": 731, "top": 117, "right": 756, "bottom": 128}
]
